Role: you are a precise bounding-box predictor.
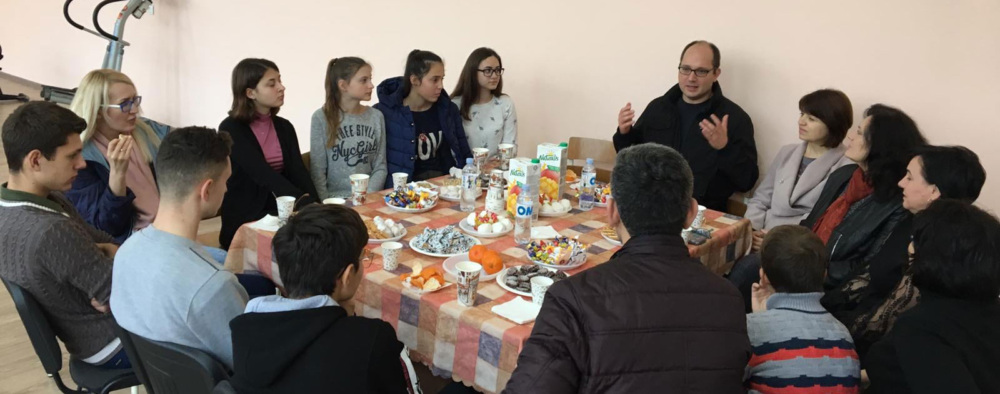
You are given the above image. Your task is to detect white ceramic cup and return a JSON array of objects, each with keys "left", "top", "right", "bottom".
[
  {"left": 276, "top": 196, "right": 296, "bottom": 224},
  {"left": 530, "top": 276, "right": 554, "bottom": 306},
  {"left": 455, "top": 261, "right": 483, "bottom": 307},
  {"left": 381, "top": 242, "right": 403, "bottom": 271},
  {"left": 322, "top": 198, "right": 347, "bottom": 205},
  {"left": 392, "top": 172, "right": 409, "bottom": 190}
]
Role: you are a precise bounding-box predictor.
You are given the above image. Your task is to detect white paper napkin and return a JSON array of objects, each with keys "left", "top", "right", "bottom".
[
  {"left": 491, "top": 297, "right": 541, "bottom": 324},
  {"left": 249, "top": 215, "right": 281, "bottom": 232},
  {"left": 530, "top": 226, "right": 560, "bottom": 240}
]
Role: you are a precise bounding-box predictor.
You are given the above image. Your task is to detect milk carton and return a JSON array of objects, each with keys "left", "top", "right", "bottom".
[{"left": 537, "top": 142, "right": 569, "bottom": 201}]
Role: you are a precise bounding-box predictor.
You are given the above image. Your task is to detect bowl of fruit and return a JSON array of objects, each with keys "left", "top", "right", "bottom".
[
  {"left": 385, "top": 185, "right": 438, "bottom": 213},
  {"left": 442, "top": 245, "right": 506, "bottom": 281},
  {"left": 593, "top": 183, "right": 612, "bottom": 207},
  {"left": 459, "top": 210, "right": 513, "bottom": 238},
  {"left": 526, "top": 236, "right": 589, "bottom": 270}
]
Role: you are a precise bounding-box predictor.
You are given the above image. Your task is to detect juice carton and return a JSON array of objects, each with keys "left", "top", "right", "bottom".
[{"left": 536, "top": 142, "right": 569, "bottom": 201}]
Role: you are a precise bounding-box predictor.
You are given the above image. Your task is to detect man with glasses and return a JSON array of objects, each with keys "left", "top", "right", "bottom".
[
  {"left": 229, "top": 204, "right": 412, "bottom": 392},
  {"left": 111, "top": 126, "right": 249, "bottom": 370},
  {"left": 614, "top": 40, "right": 758, "bottom": 212}
]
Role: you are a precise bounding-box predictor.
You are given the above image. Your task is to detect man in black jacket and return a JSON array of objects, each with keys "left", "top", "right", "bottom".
[
  {"left": 613, "top": 40, "right": 758, "bottom": 212},
  {"left": 504, "top": 143, "right": 750, "bottom": 393}
]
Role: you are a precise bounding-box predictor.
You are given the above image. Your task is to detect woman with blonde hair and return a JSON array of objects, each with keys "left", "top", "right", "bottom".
[{"left": 66, "top": 69, "right": 171, "bottom": 244}]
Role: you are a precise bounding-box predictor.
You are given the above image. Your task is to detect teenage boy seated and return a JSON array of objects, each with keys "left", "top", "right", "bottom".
[
  {"left": 111, "top": 126, "right": 248, "bottom": 369},
  {"left": 228, "top": 204, "right": 411, "bottom": 393},
  {"left": 746, "top": 225, "right": 861, "bottom": 393},
  {"left": 0, "top": 102, "right": 129, "bottom": 368}
]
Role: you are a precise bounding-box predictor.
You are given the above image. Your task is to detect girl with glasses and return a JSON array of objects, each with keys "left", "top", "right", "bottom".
[
  {"left": 451, "top": 47, "right": 518, "bottom": 157},
  {"left": 67, "top": 69, "right": 171, "bottom": 243}
]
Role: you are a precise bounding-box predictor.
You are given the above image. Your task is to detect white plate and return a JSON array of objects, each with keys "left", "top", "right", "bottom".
[
  {"left": 442, "top": 253, "right": 504, "bottom": 281},
  {"left": 496, "top": 266, "right": 570, "bottom": 297},
  {"left": 408, "top": 236, "right": 482, "bottom": 258},
  {"left": 407, "top": 181, "right": 438, "bottom": 191},
  {"left": 458, "top": 218, "right": 513, "bottom": 238},
  {"left": 401, "top": 280, "right": 454, "bottom": 295},
  {"left": 600, "top": 229, "right": 622, "bottom": 246},
  {"left": 385, "top": 201, "right": 438, "bottom": 213},
  {"left": 440, "top": 189, "right": 483, "bottom": 202},
  {"left": 538, "top": 205, "right": 573, "bottom": 217},
  {"left": 594, "top": 201, "right": 609, "bottom": 208},
  {"left": 368, "top": 232, "right": 405, "bottom": 244},
  {"left": 530, "top": 254, "right": 587, "bottom": 271}
]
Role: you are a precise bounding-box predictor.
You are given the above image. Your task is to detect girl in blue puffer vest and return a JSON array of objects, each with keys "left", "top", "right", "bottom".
[{"left": 374, "top": 50, "right": 471, "bottom": 188}]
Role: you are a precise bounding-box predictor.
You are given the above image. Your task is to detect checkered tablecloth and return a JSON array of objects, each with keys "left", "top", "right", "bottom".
[{"left": 224, "top": 177, "right": 752, "bottom": 393}]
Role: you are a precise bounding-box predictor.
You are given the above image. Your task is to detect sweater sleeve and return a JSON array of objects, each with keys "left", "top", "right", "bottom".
[
  {"left": 715, "top": 112, "right": 759, "bottom": 192},
  {"left": 502, "top": 96, "right": 518, "bottom": 146},
  {"left": 309, "top": 111, "right": 331, "bottom": 200},
  {"left": 368, "top": 110, "right": 388, "bottom": 193},
  {"left": 503, "top": 284, "right": 583, "bottom": 394},
  {"left": 65, "top": 163, "right": 136, "bottom": 240},
  {"left": 38, "top": 223, "right": 113, "bottom": 303},
  {"left": 187, "top": 271, "right": 248, "bottom": 370},
  {"left": 367, "top": 321, "right": 408, "bottom": 393},
  {"left": 744, "top": 148, "right": 783, "bottom": 230}
]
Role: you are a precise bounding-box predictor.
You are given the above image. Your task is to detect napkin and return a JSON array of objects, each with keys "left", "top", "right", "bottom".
[
  {"left": 491, "top": 297, "right": 541, "bottom": 324},
  {"left": 249, "top": 215, "right": 281, "bottom": 232},
  {"left": 530, "top": 226, "right": 560, "bottom": 240}
]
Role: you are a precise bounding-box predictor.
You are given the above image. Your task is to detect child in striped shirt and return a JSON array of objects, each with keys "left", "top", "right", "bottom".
[{"left": 746, "top": 225, "right": 861, "bottom": 393}]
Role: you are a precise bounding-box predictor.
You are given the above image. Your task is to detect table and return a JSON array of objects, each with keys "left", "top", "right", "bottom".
[{"left": 224, "top": 178, "right": 752, "bottom": 393}]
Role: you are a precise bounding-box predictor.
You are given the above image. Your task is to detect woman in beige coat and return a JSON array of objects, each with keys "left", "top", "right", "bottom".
[{"left": 746, "top": 89, "right": 854, "bottom": 250}]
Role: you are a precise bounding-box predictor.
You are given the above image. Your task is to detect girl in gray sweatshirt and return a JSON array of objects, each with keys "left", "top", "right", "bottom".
[{"left": 310, "top": 57, "right": 387, "bottom": 199}]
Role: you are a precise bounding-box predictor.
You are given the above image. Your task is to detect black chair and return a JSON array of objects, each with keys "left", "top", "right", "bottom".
[
  {"left": 1, "top": 278, "right": 139, "bottom": 394},
  {"left": 117, "top": 327, "right": 230, "bottom": 394}
]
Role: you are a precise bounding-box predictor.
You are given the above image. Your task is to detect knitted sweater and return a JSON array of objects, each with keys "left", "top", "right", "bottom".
[
  {"left": 746, "top": 292, "right": 861, "bottom": 393},
  {"left": 0, "top": 185, "right": 117, "bottom": 358}
]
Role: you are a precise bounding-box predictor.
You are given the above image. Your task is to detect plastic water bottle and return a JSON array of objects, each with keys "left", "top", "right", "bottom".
[
  {"left": 461, "top": 158, "right": 478, "bottom": 212},
  {"left": 579, "top": 158, "right": 596, "bottom": 211},
  {"left": 514, "top": 185, "right": 534, "bottom": 245},
  {"left": 527, "top": 159, "right": 542, "bottom": 221}
]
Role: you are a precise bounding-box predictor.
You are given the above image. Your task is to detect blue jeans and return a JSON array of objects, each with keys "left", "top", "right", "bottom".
[{"left": 95, "top": 347, "right": 131, "bottom": 369}]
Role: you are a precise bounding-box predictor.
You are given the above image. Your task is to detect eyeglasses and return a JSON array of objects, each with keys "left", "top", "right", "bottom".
[
  {"left": 677, "top": 66, "right": 715, "bottom": 77},
  {"left": 478, "top": 67, "right": 505, "bottom": 77},
  {"left": 361, "top": 247, "right": 375, "bottom": 268},
  {"left": 103, "top": 96, "right": 143, "bottom": 113}
]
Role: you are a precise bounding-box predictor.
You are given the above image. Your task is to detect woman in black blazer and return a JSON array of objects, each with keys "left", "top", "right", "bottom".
[
  {"left": 865, "top": 200, "right": 1000, "bottom": 393},
  {"left": 218, "top": 58, "right": 318, "bottom": 249}
]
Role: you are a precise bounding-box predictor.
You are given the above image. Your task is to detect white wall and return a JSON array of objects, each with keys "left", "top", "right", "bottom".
[{"left": 2, "top": 0, "right": 998, "bottom": 209}]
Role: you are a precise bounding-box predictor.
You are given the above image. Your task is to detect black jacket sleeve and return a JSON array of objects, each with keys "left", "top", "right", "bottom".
[
  {"left": 221, "top": 118, "right": 314, "bottom": 201},
  {"left": 275, "top": 118, "right": 319, "bottom": 205},
  {"left": 368, "top": 322, "right": 409, "bottom": 394},
  {"left": 714, "top": 110, "right": 758, "bottom": 192},
  {"left": 503, "top": 283, "right": 583, "bottom": 394}
]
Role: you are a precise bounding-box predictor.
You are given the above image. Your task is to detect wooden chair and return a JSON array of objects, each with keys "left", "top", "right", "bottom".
[
  {"left": 302, "top": 152, "right": 311, "bottom": 170},
  {"left": 566, "top": 137, "right": 617, "bottom": 183}
]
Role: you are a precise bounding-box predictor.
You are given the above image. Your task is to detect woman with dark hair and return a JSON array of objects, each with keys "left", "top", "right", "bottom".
[
  {"left": 218, "top": 58, "right": 318, "bottom": 249},
  {"left": 825, "top": 145, "right": 986, "bottom": 357},
  {"left": 451, "top": 47, "right": 517, "bottom": 157},
  {"left": 374, "top": 50, "right": 471, "bottom": 187},
  {"left": 865, "top": 200, "right": 1000, "bottom": 393},
  {"left": 745, "top": 89, "right": 854, "bottom": 249},
  {"left": 799, "top": 104, "right": 926, "bottom": 290}
]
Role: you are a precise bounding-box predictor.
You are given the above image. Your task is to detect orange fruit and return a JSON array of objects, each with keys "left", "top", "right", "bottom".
[
  {"left": 420, "top": 267, "right": 440, "bottom": 281},
  {"left": 469, "top": 245, "right": 488, "bottom": 263},
  {"left": 481, "top": 250, "right": 504, "bottom": 275},
  {"left": 411, "top": 277, "right": 425, "bottom": 289}
]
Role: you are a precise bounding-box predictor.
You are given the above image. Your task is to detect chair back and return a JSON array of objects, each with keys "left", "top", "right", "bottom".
[
  {"left": 1, "top": 278, "right": 63, "bottom": 374},
  {"left": 125, "top": 330, "right": 229, "bottom": 394}
]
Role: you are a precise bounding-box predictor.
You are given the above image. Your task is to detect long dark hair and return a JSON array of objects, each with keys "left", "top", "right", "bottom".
[
  {"left": 915, "top": 145, "right": 986, "bottom": 203},
  {"left": 452, "top": 47, "right": 504, "bottom": 121},
  {"left": 862, "top": 104, "right": 927, "bottom": 201},
  {"left": 401, "top": 50, "right": 443, "bottom": 98},
  {"left": 229, "top": 58, "right": 280, "bottom": 123},
  {"left": 323, "top": 57, "right": 369, "bottom": 148}
]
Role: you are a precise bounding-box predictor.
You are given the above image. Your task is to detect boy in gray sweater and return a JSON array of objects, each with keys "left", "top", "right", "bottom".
[
  {"left": 111, "top": 126, "right": 248, "bottom": 369},
  {"left": 0, "top": 102, "right": 129, "bottom": 368}
]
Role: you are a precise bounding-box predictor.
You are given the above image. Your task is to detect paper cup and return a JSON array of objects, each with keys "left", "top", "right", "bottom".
[
  {"left": 530, "top": 276, "right": 554, "bottom": 306},
  {"left": 455, "top": 261, "right": 483, "bottom": 307},
  {"left": 322, "top": 198, "right": 347, "bottom": 205},
  {"left": 498, "top": 144, "right": 516, "bottom": 170},
  {"left": 349, "top": 174, "right": 370, "bottom": 205},
  {"left": 691, "top": 205, "right": 707, "bottom": 229},
  {"left": 276, "top": 196, "right": 296, "bottom": 224},
  {"left": 392, "top": 172, "right": 409, "bottom": 190},
  {"left": 381, "top": 242, "right": 403, "bottom": 271}
]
